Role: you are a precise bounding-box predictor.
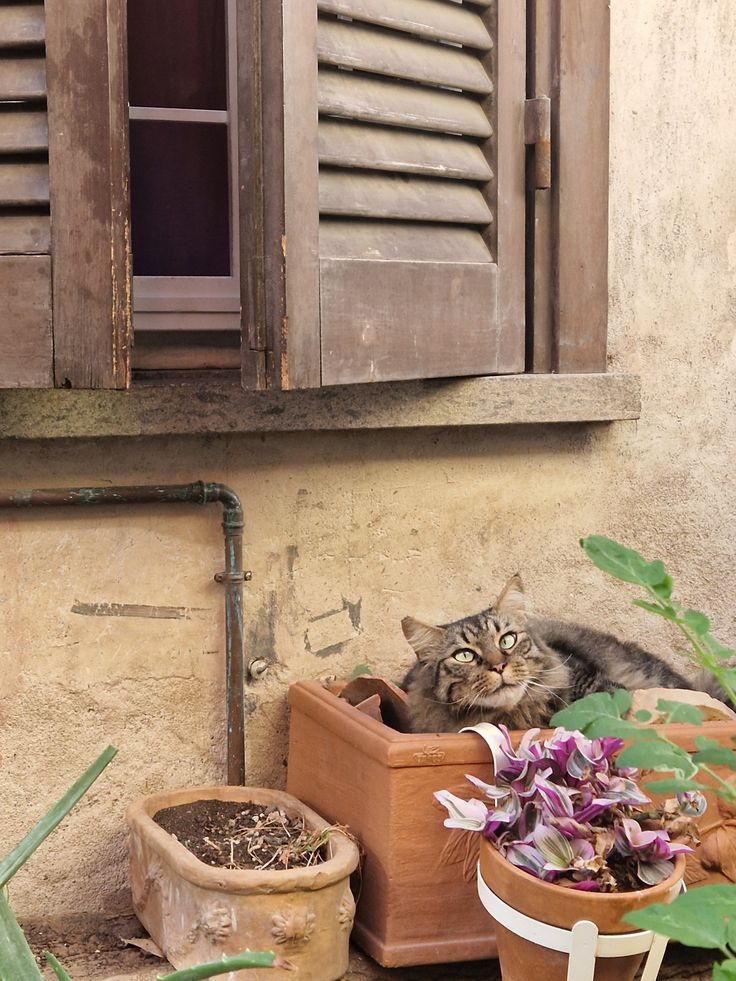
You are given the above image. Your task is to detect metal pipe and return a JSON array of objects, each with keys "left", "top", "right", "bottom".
[{"left": 0, "top": 480, "right": 246, "bottom": 785}]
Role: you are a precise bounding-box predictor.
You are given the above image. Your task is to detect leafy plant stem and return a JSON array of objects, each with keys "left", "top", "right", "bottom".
[{"left": 697, "top": 764, "right": 736, "bottom": 803}]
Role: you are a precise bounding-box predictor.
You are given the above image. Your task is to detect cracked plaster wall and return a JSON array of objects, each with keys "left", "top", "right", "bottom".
[{"left": 1, "top": 0, "right": 735, "bottom": 920}]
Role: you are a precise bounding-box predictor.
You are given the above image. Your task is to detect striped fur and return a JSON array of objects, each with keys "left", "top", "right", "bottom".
[{"left": 400, "top": 575, "right": 693, "bottom": 733}]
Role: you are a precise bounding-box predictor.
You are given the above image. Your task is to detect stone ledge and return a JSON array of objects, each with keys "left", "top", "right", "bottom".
[{"left": 0, "top": 373, "right": 640, "bottom": 441}]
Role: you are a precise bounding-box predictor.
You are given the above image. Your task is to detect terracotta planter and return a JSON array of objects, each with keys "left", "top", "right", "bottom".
[
  {"left": 286, "top": 679, "right": 734, "bottom": 968},
  {"left": 479, "top": 839, "right": 685, "bottom": 981},
  {"left": 126, "top": 785, "right": 360, "bottom": 981}
]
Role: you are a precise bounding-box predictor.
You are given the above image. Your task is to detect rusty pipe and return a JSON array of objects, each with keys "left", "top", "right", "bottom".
[{"left": 0, "top": 480, "right": 246, "bottom": 785}]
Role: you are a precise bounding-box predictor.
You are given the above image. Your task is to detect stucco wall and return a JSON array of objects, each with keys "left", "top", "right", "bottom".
[{"left": 1, "top": 0, "right": 735, "bottom": 919}]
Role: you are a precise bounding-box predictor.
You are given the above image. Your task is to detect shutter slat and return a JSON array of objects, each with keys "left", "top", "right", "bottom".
[
  {"left": 0, "top": 160, "right": 49, "bottom": 205},
  {"left": 0, "top": 5, "right": 45, "bottom": 48},
  {"left": 0, "top": 211, "right": 49, "bottom": 253},
  {"left": 317, "top": 0, "right": 492, "bottom": 50},
  {"left": 319, "top": 68, "right": 492, "bottom": 138},
  {"left": 320, "top": 171, "right": 492, "bottom": 224},
  {"left": 320, "top": 218, "right": 491, "bottom": 262},
  {"left": 0, "top": 57, "right": 46, "bottom": 100},
  {"left": 319, "top": 119, "right": 492, "bottom": 180},
  {"left": 317, "top": 20, "right": 493, "bottom": 94},
  {"left": 0, "top": 110, "right": 47, "bottom": 153}
]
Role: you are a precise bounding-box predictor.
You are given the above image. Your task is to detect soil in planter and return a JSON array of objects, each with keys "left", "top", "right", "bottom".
[{"left": 154, "top": 800, "right": 329, "bottom": 871}]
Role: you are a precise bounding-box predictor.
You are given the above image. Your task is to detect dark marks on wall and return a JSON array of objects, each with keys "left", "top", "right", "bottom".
[
  {"left": 247, "top": 589, "right": 278, "bottom": 663},
  {"left": 70, "top": 601, "right": 206, "bottom": 620},
  {"left": 304, "top": 596, "right": 362, "bottom": 657}
]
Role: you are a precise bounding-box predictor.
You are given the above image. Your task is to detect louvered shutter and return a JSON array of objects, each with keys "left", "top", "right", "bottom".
[
  {"left": 274, "top": 0, "right": 526, "bottom": 388},
  {"left": 0, "top": 2, "right": 52, "bottom": 387},
  {"left": 0, "top": 1, "right": 130, "bottom": 390}
]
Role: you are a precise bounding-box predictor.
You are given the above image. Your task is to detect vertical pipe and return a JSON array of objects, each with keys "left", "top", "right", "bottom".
[{"left": 206, "top": 483, "right": 247, "bottom": 786}]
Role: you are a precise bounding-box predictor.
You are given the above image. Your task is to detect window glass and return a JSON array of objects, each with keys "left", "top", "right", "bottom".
[
  {"left": 129, "top": 120, "right": 230, "bottom": 277},
  {"left": 127, "top": 0, "right": 227, "bottom": 110}
]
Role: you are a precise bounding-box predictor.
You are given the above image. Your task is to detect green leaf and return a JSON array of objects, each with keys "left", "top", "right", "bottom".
[
  {"left": 704, "top": 633, "right": 736, "bottom": 662},
  {"left": 655, "top": 698, "right": 705, "bottom": 725},
  {"left": 0, "top": 745, "right": 117, "bottom": 888},
  {"left": 613, "top": 688, "right": 633, "bottom": 715},
  {"left": 714, "top": 960, "right": 736, "bottom": 981},
  {"left": 634, "top": 709, "right": 653, "bottom": 722},
  {"left": 651, "top": 574, "right": 674, "bottom": 600},
  {"left": 693, "top": 737, "right": 736, "bottom": 772},
  {"left": 644, "top": 777, "right": 711, "bottom": 795},
  {"left": 44, "top": 951, "right": 72, "bottom": 981},
  {"left": 683, "top": 609, "right": 711, "bottom": 636},
  {"left": 551, "top": 691, "right": 625, "bottom": 731},
  {"left": 580, "top": 536, "right": 670, "bottom": 590},
  {"left": 0, "top": 890, "right": 44, "bottom": 980},
  {"left": 633, "top": 599, "right": 677, "bottom": 620},
  {"left": 624, "top": 885, "right": 736, "bottom": 949},
  {"left": 158, "top": 950, "right": 279, "bottom": 980},
  {"left": 615, "top": 738, "right": 698, "bottom": 778}
]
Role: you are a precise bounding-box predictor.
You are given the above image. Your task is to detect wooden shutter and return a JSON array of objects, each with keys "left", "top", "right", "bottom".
[
  {"left": 269, "top": 0, "right": 526, "bottom": 389},
  {"left": 45, "top": 0, "right": 131, "bottom": 388},
  {"left": 0, "top": 2, "right": 52, "bottom": 387},
  {"left": 0, "top": 1, "right": 131, "bottom": 390}
]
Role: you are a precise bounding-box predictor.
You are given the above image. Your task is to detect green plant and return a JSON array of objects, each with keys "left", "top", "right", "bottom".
[
  {"left": 551, "top": 535, "right": 736, "bottom": 979},
  {"left": 0, "top": 747, "right": 287, "bottom": 980}
]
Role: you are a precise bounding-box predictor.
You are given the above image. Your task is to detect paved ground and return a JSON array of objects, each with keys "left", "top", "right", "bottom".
[{"left": 23, "top": 914, "right": 717, "bottom": 980}]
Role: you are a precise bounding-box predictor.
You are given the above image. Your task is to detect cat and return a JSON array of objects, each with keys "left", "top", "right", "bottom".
[{"left": 400, "top": 574, "right": 706, "bottom": 733}]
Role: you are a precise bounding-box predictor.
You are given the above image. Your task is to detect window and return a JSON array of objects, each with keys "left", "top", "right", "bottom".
[
  {"left": 0, "top": 0, "right": 610, "bottom": 393},
  {"left": 127, "top": 0, "right": 241, "bottom": 372}
]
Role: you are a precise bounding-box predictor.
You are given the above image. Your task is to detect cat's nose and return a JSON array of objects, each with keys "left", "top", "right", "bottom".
[{"left": 492, "top": 662, "right": 507, "bottom": 674}]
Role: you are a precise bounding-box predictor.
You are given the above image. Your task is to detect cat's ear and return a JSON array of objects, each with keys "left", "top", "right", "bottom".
[
  {"left": 401, "top": 616, "right": 445, "bottom": 662},
  {"left": 494, "top": 574, "right": 530, "bottom": 619}
]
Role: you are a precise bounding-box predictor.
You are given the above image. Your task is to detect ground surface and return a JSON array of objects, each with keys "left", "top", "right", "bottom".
[{"left": 23, "top": 914, "right": 717, "bottom": 980}]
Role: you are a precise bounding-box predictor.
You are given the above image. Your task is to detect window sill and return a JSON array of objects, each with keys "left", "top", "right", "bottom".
[{"left": 0, "top": 373, "right": 640, "bottom": 441}]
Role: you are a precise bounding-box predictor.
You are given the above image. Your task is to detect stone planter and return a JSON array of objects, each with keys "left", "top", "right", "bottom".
[
  {"left": 126, "top": 785, "right": 360, "bottom": 980},
  {"left": 478, "top": 839, "right": 685, "bottom": 981},
  {"left": 286, "top": 679, "right": 736, "bottom": 968}
]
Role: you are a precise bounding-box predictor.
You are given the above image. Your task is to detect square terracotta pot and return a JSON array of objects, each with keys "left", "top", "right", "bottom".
[
  {"left": 286, "top": 680, "right": 736, "bottom": 968},
  {"left": 126, "top": 785, "right": 360, "bottom": 980}
]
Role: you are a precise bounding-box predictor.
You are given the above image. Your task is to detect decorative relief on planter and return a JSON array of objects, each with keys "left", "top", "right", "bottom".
[
  {"left": 412, "top": 745, "right": 446, "bottom": 764},
  {"left": 199, "top": 905, "right": 234, "bottom": 944},
  {"left": 339, "top": 888, "right": 356, "bottom": 931},
  {"left": 130, "top": 850, "right": 162, "bottom": 911},
  {"left": 271, "top": 907, "right": 316, "bottom": 948}
]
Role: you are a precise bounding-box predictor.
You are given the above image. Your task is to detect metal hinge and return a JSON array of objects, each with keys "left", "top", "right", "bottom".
[{"left": 524, "top": 96, "right": 552, "bottom": 190}]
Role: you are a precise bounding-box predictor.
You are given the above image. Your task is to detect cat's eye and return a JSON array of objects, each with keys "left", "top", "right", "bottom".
[
  {"left": 499, "top": 632, "right": 517, "bottom": 651},
  {"left": 452, "top": 649, "right": 476, "bottom": 663}
]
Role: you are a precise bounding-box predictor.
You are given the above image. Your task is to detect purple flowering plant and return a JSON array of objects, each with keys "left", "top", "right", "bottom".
[{"left": 435, "top": 722, "right": 693, "bottom": 892}]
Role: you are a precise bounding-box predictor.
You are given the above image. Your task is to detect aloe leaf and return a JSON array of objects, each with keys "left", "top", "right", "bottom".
[
  {"left": 44, "top": 951, "right": 72, "bottom": 981},
  {"left": 0, "top": 890, "right": 44, "bottom": 980},
  {"left": 158, "top": 950, "right": 283, "bottom": 979},
  {"left": 0, "top": 745, "right": 117, "bottom": 888}
]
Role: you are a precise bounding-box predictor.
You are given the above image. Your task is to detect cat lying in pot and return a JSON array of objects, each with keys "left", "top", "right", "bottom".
[{"left": 400, "top": 574, "right": 725, "bottom": 732}]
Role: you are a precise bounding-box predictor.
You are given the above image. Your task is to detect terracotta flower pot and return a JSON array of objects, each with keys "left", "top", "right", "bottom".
[
  {"left": 478, "top": 837, "right": 686, "bottom": 981},
  {"left": 126, "top": 785, "right": 360, "bottom": 981}
]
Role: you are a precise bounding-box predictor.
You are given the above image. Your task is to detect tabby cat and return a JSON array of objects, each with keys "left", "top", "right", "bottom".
[{"left": 400, "top": 574, "right": 709, "bottom": 733}]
